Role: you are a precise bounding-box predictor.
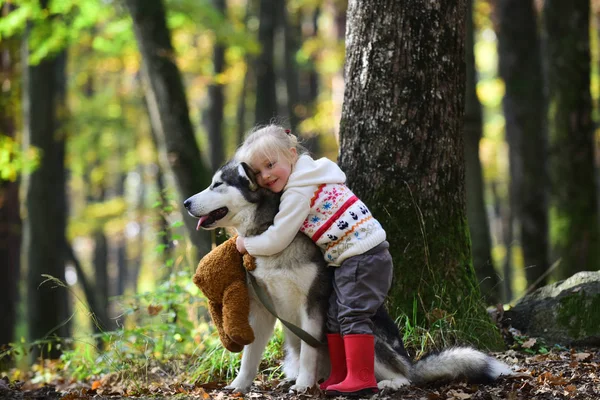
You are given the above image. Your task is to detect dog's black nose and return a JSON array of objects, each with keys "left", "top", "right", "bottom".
[{"left": 183, "top": 199, "right": 191, "bottom": 209}]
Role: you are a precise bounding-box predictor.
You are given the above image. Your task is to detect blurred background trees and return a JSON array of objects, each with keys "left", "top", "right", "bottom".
[{"left": 0, "top": 0, "right": 599, "bottom": 369}]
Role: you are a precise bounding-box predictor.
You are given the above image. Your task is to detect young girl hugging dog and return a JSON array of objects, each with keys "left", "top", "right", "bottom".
[{"left": 234, "top": 124, "right": 393, "bottom": 396}]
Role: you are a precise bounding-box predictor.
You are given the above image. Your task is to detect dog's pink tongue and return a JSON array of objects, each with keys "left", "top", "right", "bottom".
[{"left": 197, "top": 216, "right": 209, "bottom": 230}]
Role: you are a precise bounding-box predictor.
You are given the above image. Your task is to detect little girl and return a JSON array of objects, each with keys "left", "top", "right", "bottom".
[{"left": 235, "top": 125, "right": 393, "bottom": 396}]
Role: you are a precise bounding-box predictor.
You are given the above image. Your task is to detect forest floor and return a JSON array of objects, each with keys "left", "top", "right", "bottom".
[{"left": 1, "top": 345, "right": 598, "bottom": 400}]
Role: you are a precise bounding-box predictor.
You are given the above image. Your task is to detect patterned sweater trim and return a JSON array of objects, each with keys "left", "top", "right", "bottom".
[
  {"left": 312, "top": 195, "right": 358, "bottom": 242},
  {"left": 326, "top": 215, "right": 374, "bottom": 250},
  {"left": 310, "top": 184, "right": 326, "bottom": 207}
]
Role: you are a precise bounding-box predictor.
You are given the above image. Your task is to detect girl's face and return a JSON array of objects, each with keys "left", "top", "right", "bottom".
[{"left": 250, "top": 148, "right": 297, "bottom": 193}]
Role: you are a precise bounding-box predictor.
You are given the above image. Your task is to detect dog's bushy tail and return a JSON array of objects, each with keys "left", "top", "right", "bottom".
[{"left": 411, "top": 347, "right": 513, "bottom": 385}]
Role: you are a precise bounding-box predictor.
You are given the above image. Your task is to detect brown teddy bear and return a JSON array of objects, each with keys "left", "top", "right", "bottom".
[{"left": 193, "top": 235, "right": 257, "bottom": 352}]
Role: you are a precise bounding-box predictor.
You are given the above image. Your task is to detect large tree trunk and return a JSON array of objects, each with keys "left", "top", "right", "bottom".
[
  {"left": 207, "top": 0, "right": 226, "bottom": 172},
  {"left": 22, "top": 25, "right": 70, "bottom": 358},
  {"left": 498, "top": 0, "right": 549, "bottom": 291},
  {"left": 464, "top": 0, "right": 500, "bottom": 305},
  {"left": 543, "top": 0, "right": 600, "bottom": 278},
  {"left": 0, "top": 7, "right": 21, "bottom": 356},
  {"left": 254, "top": 0, "right": 278, "bottom": 125},
  {"left": 338, "top": 0, "right": 503, "bottom": 348},
  {"left": 125, "top": 0, "right": 211, "bottom": 258}
]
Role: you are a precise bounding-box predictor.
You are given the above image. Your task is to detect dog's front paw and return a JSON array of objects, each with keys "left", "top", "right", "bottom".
[
  {"left": 224, "top": 377, "right": 252, "bottom": 394},
  {"left": 289, "top": 377, "right": 315, "bottom": 393},
  {"left": 276, "top": 378, "right": 294, "bottom": 391},
  {"left": 289, "top": 383, "right": 320, "bottom": 395}
]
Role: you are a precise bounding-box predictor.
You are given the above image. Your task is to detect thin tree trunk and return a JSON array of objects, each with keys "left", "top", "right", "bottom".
[
  {"left": 0, "top": 8, "right": 21, "bottom": 356},
  {"left": 115, "top": 174, "right": 128, "bottom": 298},
  {"left": 92, "top": 208, "right": 110, "bottom": 343},
  {"left": 497, "top": 0, "right": 549, "bottom": 291},
  {"left": 125, "top": 0, "right": 211, "bottom": 259},
  {"left": 464, "top": 0, "right": 500, "bottom": 304},
  {"left": 281, "top": 1, "right": 300, "bottom": 134},
  {"left": 254, "top": 0, "right": 277, "bottom": 125},
  {"left": 22, "top": 26, "right": 70, "bottom": 359},
  {"left": 338, "top": 0, "right": 503, "bottom": 348},
  {"left": 331, "top": 2, "right": 346, "bottom": 141},
  {"left": 236, "top": 67, "right": 251, "bottom": 144},
  {"left": 65, "top": 243, "right": 101, "bottom": 327},
  {"left": 131, "top": 165, "right": 146, "bottom": 289},
  {"left": 543, "top": 0, "right": 600, "bottom": 278},
  {"left": 297, "top": 6, "right": 321, "bottom": 155},
  {"left": 491, "top": 181, "right": 512, "bottom": 303},
  {"left": 501, "top": 184, "right": 514, "bottom": 303},
  {"left": 207, "top": 0, "right": 226, "bottom": 172},
  {"left": 236, "top": 0, "right": 254, "bottom": 145}
]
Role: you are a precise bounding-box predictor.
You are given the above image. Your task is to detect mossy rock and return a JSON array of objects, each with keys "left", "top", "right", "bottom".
[{"left": 505, "top": 271, "right": 600, "bottom": 346}]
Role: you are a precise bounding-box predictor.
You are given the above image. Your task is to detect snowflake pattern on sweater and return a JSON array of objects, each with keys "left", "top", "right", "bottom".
[{"left": 300, "top": 184, "right": 386, "bottom": 265}]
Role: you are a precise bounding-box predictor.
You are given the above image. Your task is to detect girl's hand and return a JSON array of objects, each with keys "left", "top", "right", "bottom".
[{"left": 236, "top": 236, "right": 247, "bottom": 254}]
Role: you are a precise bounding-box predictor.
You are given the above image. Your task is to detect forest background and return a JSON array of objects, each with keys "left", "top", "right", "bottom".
[{"left": 0, "top": 0, "right": 599, "bottom": 395}]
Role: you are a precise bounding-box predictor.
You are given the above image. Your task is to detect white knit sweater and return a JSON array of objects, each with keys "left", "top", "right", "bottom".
[{"left": 243, "top": 155, "right": 386, "bottom": 265}]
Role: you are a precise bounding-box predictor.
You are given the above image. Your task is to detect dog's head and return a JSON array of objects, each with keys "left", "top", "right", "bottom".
[{"left": 183, "top": 161, "right": 267, "bottom": 231}]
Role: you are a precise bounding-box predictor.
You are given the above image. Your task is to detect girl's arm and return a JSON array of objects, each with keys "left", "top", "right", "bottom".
[{"left": 243, "top": 192, "right": 310, "bottom": 256}]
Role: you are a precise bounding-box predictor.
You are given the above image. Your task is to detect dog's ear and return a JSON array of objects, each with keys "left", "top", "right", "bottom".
[{"left": 239, "top": 162, "right": 258, "bottom": 191}]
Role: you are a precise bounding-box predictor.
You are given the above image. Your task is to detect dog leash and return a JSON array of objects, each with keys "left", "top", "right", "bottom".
[{"left": 247, "top": 271, "right": 326, "bottom": 348}]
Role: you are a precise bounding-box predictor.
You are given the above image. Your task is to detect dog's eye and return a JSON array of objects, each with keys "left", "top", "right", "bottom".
[{"left": 213, "top": 182, "right": 223, "bottom": 188}]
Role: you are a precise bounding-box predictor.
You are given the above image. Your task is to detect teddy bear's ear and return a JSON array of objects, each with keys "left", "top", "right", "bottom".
[{"left": 239, "top": 162, "right": 258, "bottom": 191}]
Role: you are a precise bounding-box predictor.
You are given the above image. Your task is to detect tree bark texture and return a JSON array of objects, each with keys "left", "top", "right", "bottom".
[
  {"left": 126, "top": 0, "right": 211, "bottom": 257},
  {"left": 497, "top": 0, "right": 549, "bottom": 290},
  {"left": 464, "top": 0, "right": 500, "bottom": 305},
  {"left": 338, "top": 0, "right": 502, "bottom": 348},
  {"left": 254, "top": 0, "right": 278, "bottom": 125},
  {"left": 0, "top": 18, "right": 21, "bottom": 351},
  {"left": 543, "top": 0, "right": 600, "bottom": 278},
  {"left": 22, "top": 38, "right": 70, "bottom": 358},
  {"left": 207, "top": 0, "right": 226, "bottom": 172}
]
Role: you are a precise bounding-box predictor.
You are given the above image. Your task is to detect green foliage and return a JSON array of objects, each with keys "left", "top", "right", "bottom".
[
  {"left": 0, "top": 134, "right": 40, "bottom": 181},
  {"left": 509, "top": 333, "right": 562, "bottom": 356},
  {"left": 0, "top": 201, "right": 284, "bottom": 385},
  {"left": 395, "top": 291, "right": 504, "bottom": 359},
  {"left": 0, "top": 263, "right": 273, "bottom": 385}
]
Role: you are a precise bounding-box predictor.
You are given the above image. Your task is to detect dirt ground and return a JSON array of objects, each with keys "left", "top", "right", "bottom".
[{"left": 1, "top": 346, "right": 598, "bottom": 400}]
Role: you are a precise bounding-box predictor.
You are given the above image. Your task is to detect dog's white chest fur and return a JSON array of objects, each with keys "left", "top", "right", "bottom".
[{"left": 251, "top": 257, "right": 318, "bottom": 320}]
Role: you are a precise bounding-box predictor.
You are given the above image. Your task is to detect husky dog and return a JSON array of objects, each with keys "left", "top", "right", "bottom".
[{"left": 184, "top": 161, "right": 513, "bottom": 393}]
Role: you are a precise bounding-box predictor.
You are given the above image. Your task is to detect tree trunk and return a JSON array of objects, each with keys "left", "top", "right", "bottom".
[
  {"left": 464, "top": 0, "right": 500, "bottom": 305},
  {"left": 0, "top": 9, "right": 21, "bottom": 355},
  {"left": 125, "top": 0, "right": 211, "bottom": 258},
  {"left": 93, "top": 223, "right": 110, "bottom": 337},
  {"left": 115, "top": 173, "right": 128, "bottom": 298},
  {"left": 338, "top": 0, "right": 503, "bottom": 348},
  {"left": 297, "top": 7, "right": 321, "bottom": 155},
  {"left": 207, "top": 0, "right": 226, "bottom": 172},
  {"left": 497, "top": 0, "right": 549, "bottom": 291},
  {"left": 22, "top": 31, "right": 70, "bottom": 358},
  {"left": 236, "top": 0, "right": 255, "bottom": 145},
  {"left": 254, "top": 0, "right": 278, "bottom": 125},
  {"left": 281, "top": 1, "right": 300, "bottom": 134},
  {"left": 543, "top": 0, "right": 600, "bottom": 278}
]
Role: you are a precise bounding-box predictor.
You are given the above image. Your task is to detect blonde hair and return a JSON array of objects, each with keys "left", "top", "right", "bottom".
[{"left": 235, "top": 125, "right": 307, "bottom": 166}]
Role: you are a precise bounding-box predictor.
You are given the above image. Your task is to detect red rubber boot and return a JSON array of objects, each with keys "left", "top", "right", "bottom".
[
  {"left": 320, "top": 333, "right": 347, "bottom": 390},
  {"left": 326, "top": 334, "right": 378, "bottom": 396}
]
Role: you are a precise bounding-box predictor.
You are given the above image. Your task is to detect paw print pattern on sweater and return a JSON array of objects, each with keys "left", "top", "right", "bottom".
[{"left": 337, "top": 220, "right": 349, "bottom": 230}]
